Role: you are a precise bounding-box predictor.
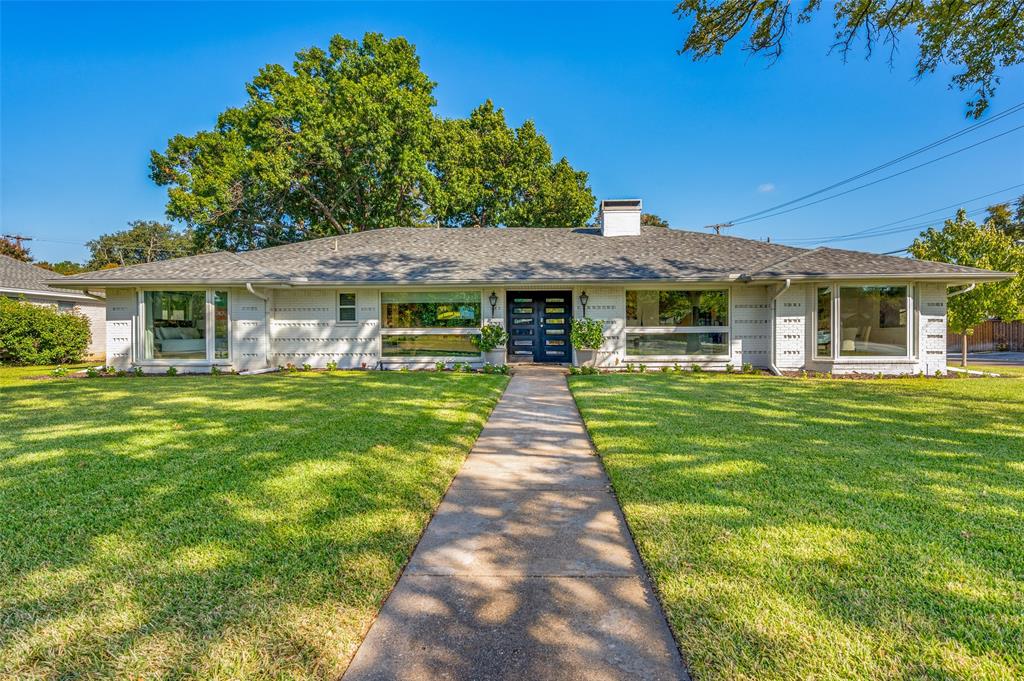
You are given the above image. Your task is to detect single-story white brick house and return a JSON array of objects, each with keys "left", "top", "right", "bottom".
[
  {"left": 1, "top": 254, "right": 106, "bottom": 358},
  {"left": 47, "top": 200, "right": 1014, "bottom": 375}
]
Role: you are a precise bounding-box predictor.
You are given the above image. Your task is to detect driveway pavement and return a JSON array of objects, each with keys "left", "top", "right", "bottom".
[
  {"left": 966, "top": 351, "right": 1024, "bottom": 366},
  {"left": 343, "top": 366, "right": 688, "bottom": 681}
]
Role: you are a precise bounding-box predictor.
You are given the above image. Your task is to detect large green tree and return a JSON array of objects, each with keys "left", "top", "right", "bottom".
[
  {"left": 641, "top": 213, "right": 670, "bottom": 228},
  {"left": 152, "top": 33, "right": 438, "bottom": 250},
  {"left": 86, "top": 221, "right": 202, "bottom": 269},
  {"left": 673, "top": 0, "right": 1024, "bottom": 117},
  {"left": 909, "top": 209, "right": 1024, "bottom": 366},
  {"left": 152, "top": 34, "right": 595, "bottom": 248},
  {"left": 428, "top": 101, "right": 594, "bottom": 228}
]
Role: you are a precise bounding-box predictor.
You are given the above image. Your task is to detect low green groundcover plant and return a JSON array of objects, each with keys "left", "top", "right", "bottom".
[
  {"left": 0, "top": 368, "right": 507, "bottom": 678},
  {"left": 570, "top": 372, "right": 1024, "bottom": 680},
  {"left": 0, "top": 297, "right": 91, "bottom": 365}
]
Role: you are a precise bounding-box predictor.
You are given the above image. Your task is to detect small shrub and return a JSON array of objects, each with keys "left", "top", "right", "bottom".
[
  {"left": 660, "top": 366, "right": 670, "bottom": 373},
  {"left": 570, "top": 318, "right": 604, "bottom": 351},
  {"left": 473, "top": 323, "right": 509, "bottom": 352},
  {"left": 301, "top": 363, "right": 312, "bottom": 372},
  {"left": 211, "top": 365, "right": 222, "bottom": 376},
  {"left": 569, "top": 365, "right": 581, "bottom": 375},
  {"left": 50, "top": 365, "right": 69, "bottom": 377},
  {"left": 934, "top": 369, "right": 944, "bottom": 378},
  {"left": 918, "top": 370, "right": 925, "bottom": 378},
  {"left": 580, "top": 365, "right": 599, "bottom": 375},
  {"left": 825, "top": 371, "right": 833, "bottom": 379},
  {"left": 399, "top": 366, "right": 410, "bottom": 372},
  {"left": 434, "top": 361, "right": 446, "bottom": 372},
  {"left": 131, "top": 365, "right": 143, "bottom": 377},
  {"left": 166, "top": 366, "right": 178, "bottom": 376},
  {"left": 638, "top": 363, "right": 647, "bottom": 373},
  {"left": 725, "top": 363, "right": 735, "bottom": 374},
  {"left": 85, "top": 366, "right": 99, "bottom": 378},
  {"left": 742, "top": 362, "right": 754, "bottom": 374},
  {"left": 876, "top": 371, "right": 884, "bottom": 380},
  {"left": 673, "top": 363, "right": 682, "bottom": 373},
  {"left": 0, "top": 297, "right": 91, "bottom": 365},
  {"left": 801, "top": 370, "right": 809, "bottom": 379},
  {"left": 115, "top": 369, "right": 127, "bottom": 377},
  {"left": 497, "top": 364, "right": 510, "bottom": 375},
  {"left": 691, "top": 363, "right": 703, "bottom": 373},
  {"left": 325, "top": 360, "right": 338, "bottom": 371},
  {"left": 459, "top": 363, "right": 474, "bottom": 373},
  {"left": 482, "top": 362, "right": 496, "bottom": 374},
  {"left": 625, "top": 363, "right": 635, "bottom": 373}
]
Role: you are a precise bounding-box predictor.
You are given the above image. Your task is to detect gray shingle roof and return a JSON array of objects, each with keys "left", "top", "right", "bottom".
[
  {"left": 49, "top": 227, "right": 1013, "bottom": 288},
  {"left": 0, "top": 254, "right": 94, "bottom": 296}
]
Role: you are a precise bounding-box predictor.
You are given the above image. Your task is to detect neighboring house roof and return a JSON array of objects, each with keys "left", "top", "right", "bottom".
[
  {"left": 0, "top": 254, "right": 101, "bottom": 300},
  {"left": 47, "top": 227, "right": 1014, "bottom": 289}
]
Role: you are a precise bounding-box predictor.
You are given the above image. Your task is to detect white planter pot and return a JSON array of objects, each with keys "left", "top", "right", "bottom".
[
  {"left": 483, "top": 349, "right": 507, "bottom": 366},
  {"left": 575, "top": 349, "right": 598, "bottom": 368}
]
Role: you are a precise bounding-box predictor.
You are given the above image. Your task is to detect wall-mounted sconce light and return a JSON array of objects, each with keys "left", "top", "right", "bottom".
[
  {"left": 579, "top": 291, "right": 589, "bottom": 317},
  {"left": 489, "top": 291, "right": 498, "bottom": 316}
]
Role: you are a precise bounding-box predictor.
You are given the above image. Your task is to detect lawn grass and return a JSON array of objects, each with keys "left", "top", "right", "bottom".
[
  {"left": 569, "top": 373, "right": 1023, "bottom": 680},
  {"left": 0, "top": 368, "right": 507, "bottom": 679}
]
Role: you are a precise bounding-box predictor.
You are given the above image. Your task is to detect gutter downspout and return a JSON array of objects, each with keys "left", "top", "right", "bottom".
[
  {"left": 946, "top": 283, "right": 976, "bottom": 299},
  {"left": 245, "top": 282, "right": 268, "bottom": 301},
  {"left": 768, "top": 278, "right": 792, "bottom": 376}
]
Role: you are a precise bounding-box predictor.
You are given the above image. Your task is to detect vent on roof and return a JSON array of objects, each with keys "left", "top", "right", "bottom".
[{"left": 599, "top": 198, "right": 642, "bottom": 236}]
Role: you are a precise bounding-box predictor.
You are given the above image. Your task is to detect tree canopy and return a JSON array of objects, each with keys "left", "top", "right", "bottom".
[
  {"left": 151, "top": 33, "right": 595, "bottom": 250},
  {"left": 985, "top": 195, "right": 1024, "bottom": 240},
  {"left": 428, "top": 101, "right": 594, "bottom": 228},
  {"left": 672, "top": 0, "right": 1024, "bottom": 117},
  {"left": 640, "top": 213, "right": 670, "bottom": 228},
  {"left": 0, "top": 237, "right": 32, "bottom": 262},
  {"left": 910, "top": 209, "right": 1024, "bottom": 363},
  {"left": 86, "top": 221, "right": 204, "bottom": 269}
]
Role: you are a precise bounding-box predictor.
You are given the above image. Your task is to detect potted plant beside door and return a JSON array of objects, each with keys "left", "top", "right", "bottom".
[
  {"left": 474, "top": 322, "right": 509, "bottom": 366},
  {"left": 571, "top": 317, "right": 604, "bottom": 368}
]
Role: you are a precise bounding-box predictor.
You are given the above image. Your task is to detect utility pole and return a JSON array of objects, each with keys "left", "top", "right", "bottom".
[
  {"left": 1, "top": 234, "right": 33, "bottom": 248},
  {"left": 704, "top": 223, "right": 733, "bottom": 236}
]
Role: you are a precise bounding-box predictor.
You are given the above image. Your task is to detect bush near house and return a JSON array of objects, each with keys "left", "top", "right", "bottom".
[{"left": 0, "top": 297, "right": 91, "bottom": 365}]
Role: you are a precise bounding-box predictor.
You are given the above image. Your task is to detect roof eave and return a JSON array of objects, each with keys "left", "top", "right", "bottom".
[{"left": 747, "top": 271, "right": 1016, "bottom": 283}]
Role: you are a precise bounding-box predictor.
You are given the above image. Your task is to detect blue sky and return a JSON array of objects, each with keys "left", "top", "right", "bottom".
[{"left": 3, "top": 1, "right": 1022, "bottom": 263}]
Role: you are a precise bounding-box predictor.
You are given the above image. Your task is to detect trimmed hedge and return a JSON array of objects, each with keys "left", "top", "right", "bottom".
[{"left": 0, "top": 296, "right": 91, "bottom": 365}]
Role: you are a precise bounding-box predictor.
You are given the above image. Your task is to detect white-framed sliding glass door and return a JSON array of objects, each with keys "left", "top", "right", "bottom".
[{"left": 137, "top": 289, "right": 230, "bottom": 363}]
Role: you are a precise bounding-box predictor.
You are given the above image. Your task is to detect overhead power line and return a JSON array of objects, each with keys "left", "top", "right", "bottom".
[
  {"left": 732, "top": 123, "right": 1024, "bottom": 226},
  {"left": 727, "top": 100, "right": 1024, "bottom": 225},
  {"left": 781, "top": 182, "right": 1024, "bottom": 245}
]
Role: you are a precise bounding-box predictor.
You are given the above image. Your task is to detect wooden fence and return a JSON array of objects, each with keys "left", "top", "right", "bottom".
[{"left": 947, "top": 320, "right": 1024, "bottom": 353}]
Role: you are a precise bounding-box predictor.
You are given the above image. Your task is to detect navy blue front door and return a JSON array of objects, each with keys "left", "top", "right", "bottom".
[{"left": 506, "top": 291, "right": 572, "bottom": 363}]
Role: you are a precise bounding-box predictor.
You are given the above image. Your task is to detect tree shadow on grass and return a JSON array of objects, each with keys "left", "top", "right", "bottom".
[
  {"left": 0, "top": 372, "right": 506, "bottom": 678},
  {"left": 570, "top": 374, "right": 1024, "bottom": 680}
]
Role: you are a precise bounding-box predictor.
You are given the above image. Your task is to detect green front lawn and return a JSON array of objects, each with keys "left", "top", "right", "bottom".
[
  {"left": 0, "top": 368, "right": 507, "bottom": 679},
  {"left": 570, "top": 373, "right": 1023, "bottom": 680}
]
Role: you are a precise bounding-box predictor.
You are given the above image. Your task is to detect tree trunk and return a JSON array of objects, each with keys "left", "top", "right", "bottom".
[{"left": 962, "top": 333, "right": 968, "bottom": 368}]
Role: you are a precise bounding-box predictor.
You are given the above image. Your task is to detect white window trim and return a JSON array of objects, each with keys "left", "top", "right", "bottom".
[
  {"left": 135, "top": 288, "right": 231, "bottom": 365},
  {"left": 623, "top": 287, "right": 732, "bottom": 360},
  {"left": 815, "top": 283, "right": 915, "bottom": 362},
  {"left": 337, "top": 291, "right": 358, "bottom": 324},
  {"left": 813, "top": 285, "right": 835, "bottom": 360}
]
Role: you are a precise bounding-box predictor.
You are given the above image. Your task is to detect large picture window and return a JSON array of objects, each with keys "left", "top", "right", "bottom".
[
  {"left": 142, "top": 290, "right": 229, "bottom": 361},
  {"left": 839, "top": 286, "right": 909, "bottom": 357},
  {"left": 626, "top": 290, "right": 728, "bottom": 327},
  {"left": 381, "top": 334, "right": 480, "bottom": 357},
  {"left": 382, "top": 291, "right": 481, "bottom": 328},
  {"left": 625, "top": 289, "right": 730, "bottom": 358}
]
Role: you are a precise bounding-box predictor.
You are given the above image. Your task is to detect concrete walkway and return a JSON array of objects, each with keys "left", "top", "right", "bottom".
[{"left": 343, "top": 366, "right": 688, "bottom": 681}]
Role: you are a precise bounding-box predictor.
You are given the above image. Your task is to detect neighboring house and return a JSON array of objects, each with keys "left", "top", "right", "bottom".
[
  {"left": 1, "top": 254, "right": 106, "bottom": 358},
  {"left": 47, "top": 200, "right": 1013, "bottom": 375}
]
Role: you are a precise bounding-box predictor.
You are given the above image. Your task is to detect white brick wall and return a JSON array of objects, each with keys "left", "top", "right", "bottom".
[
  {"left": 774, "top": 284, "right": 807, "bottom": 370},
  {"left": 731, "top": 284, "right": 772, "bottom": 368},
  {"left": 573, "top": 286, "right": 625, "bottom": 367},
  {"left": 104, "top": 289, "right": 134, "bottom": 369},
  {"left": 269, "top": 288, "right": 379, "bottom": 368},
  {"left": 230, "top": 287, "right": 269, "bottom": 372}
]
